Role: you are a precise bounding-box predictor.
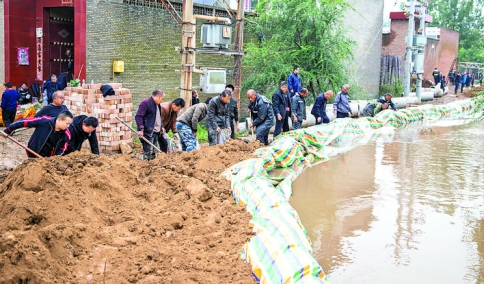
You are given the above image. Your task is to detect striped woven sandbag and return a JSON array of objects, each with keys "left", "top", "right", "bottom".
[
  {"left": 243, "top": 236, "right": 328, "bottom": 284},
  {"left": 255, "top": 137, "right": 306, "bottom": 169},
  {"left": 221, "top": 158, "right": 270, "bottom": 188},
  {"left": 250, "top": 204, "right": 311, "bottom": 249},
  {"left": 232, "top": 178, "right": 288, "bottom": 215}
]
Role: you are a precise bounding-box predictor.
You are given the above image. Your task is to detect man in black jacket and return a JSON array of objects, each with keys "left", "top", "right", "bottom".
[
  {"left": 272, "top": 81, "right": 291, "bottom": 138},
  {"left": 35, "top": 91, "right": 70, "bottom": 118},
  {"left": 2, "top": 111, "right": 73, "bottom": 158},
  {"left": 66, "top": 115, "right": 99, "bottom": 155}
]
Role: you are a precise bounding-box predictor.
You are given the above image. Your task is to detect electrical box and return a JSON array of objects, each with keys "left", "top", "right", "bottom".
[
  {"left": 199, "top": 68, "right": 226, "bottom": 93},
  {"left": 414, "top": 53, "right": 424, "bottom": 73},
  {"left": 201, "top": 23, "right": 231, "bottom": 49},
  {"left": 413, "top": 35, "right": 427, "bottom": 47},
  {"left": 113, "top": 60, "right": 124, "bottom": 73}
]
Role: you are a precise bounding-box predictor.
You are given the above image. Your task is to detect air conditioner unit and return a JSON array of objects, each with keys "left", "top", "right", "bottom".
[
  {"left": 199, "top": 68, "right": 226, "bottom": 93},
  {"left": 201, "top": 23, "right": 231, "bottom": 49}
]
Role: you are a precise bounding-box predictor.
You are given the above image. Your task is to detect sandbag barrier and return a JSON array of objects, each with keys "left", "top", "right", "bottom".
[{"left": 222, "top": 99, "right": 480, "bottom": 284}]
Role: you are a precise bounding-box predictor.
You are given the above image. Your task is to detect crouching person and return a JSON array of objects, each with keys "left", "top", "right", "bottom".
[
  {"left": 66, "top": 115, "right": 99, "bottom": 155},
  {"left": 247, "top": 89, "right": 274, "bottom": 145},
  {"left": 206, "top": 90, "right": 232, "bottom": 146},
  {"left": 362, "top": 102, "right": 389, "bottom": 117},
  {"left": 176, "top": 97, "right": 211, "bottom": 152},
  {"left": 2, "top": 111, "right": 73, "bottom": 157}
]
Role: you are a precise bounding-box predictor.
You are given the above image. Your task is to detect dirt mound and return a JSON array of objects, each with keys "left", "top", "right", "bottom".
[{"left": 0, "top": 140, "right": 261, "bottom": 283}]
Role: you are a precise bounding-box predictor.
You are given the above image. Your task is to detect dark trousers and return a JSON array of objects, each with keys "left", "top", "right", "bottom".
[
  {"left": 315, "top": 113, "right": 330, "bottom": 125},
  {"left": 455, "top": 82, "right": 460, "bottom": 94},
  {"left": 230, "top": 118, "right": 235, "bottom": 139},
  {"left": 158, "top": 133, "right": 168, "bottom": 153},
  {"left": 2, "top": 109, "right": 16, "bottom": 127},
  {"left": 336, "top": 112, "right": 349, "bottom": 118},
  {"left": 141, "top": 132, "right": 160, "bottom": 160},
  {"left": 255, "top": 120, "right": 273, "bottom": 145},
  {"left": 461, "top": 83, "right": 465, "bottom": 93},
  {"left": 273, "top": 114, "right": 289, "bottom": 138}
]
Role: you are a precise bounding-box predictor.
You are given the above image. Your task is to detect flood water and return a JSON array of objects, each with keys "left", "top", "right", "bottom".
[{"left": 291, "top": 120, "right": 484, "bottom": 283}]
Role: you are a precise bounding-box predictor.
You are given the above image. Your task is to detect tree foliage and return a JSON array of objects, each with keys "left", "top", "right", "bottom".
[
  {"left": 242, "top": 0, "right": 356, "bottom": 100},
  {"left": 428, "top": 0, "right": 484, "bottom": 63}
]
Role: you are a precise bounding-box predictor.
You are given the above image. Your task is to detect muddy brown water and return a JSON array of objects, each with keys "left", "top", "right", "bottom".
[{"left": 291, "top": 120, "right": 484, "bottom": 283}]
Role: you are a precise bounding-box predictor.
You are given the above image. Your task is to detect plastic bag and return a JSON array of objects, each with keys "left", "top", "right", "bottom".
[
  {"left": 217, "top": 128, "right": 231, "bottom": 144},
  {"left": 166, "top": 139, "right": 178, "bottom": 154}
]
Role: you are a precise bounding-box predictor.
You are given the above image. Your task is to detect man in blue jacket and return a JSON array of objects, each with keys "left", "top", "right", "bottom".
[
  {"left": 311, "top": 90, "right": 334, "bottom": 125},
  {"left": 333, "top": 84, "right": 352, "bottom": 118},
  {"left": 42, "top": 74, "right": 62, "bottom": 104},
  {"left": 461, "top": 72, "right": 468, "bottom": 93},
  {"left": 288, "top": 66, "right": 302, "bottom": 98},
  {"left": 247, "top": 89, "right": 274, "bottom": 145},
  {"left": 66, "top": 115, "right": 99, "bottom": 155},
  {"left": 35, "top": 91, "right": 70, "bottom": 118},
  {"left": 2, "top": 111, "right": 73, "bottom": 157},
  {"left": 376, "top": 93, "right": 397, "bottom": 111},
  {"left": 135, "top": 89, "right": 165, "bottom": 160},
  {"left": 1, "top": 82, "right": 19, "bottom": 127},
  {"left": 272, "top": 81, "right": 291, "bottom": 138}
]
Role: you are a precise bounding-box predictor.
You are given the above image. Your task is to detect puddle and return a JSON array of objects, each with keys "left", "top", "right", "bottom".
[{"left": 291, "top": 120, "right": 484, "bottom": 283}]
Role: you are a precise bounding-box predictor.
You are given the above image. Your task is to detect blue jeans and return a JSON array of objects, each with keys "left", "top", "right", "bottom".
[
  {"left": 292, "top": 120, "right": 302, "bottom": 130},
  {"left": 176, "top": 122, "right": 197, "bottom": 152}
]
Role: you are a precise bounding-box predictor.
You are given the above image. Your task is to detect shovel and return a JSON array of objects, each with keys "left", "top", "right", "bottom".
[
  {"left": 1, "top": 131, "right": 42, "bottom": 158},
  {"left": 115, "top": 117, "right": 163, "bottom": 153}
]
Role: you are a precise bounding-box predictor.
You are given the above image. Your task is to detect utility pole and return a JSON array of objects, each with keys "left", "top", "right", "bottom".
[
  {"left": 415, "top": 3, "right": 426, "bottom": 99},
  {"left": 233, "top": 0, "right": 245, "bottom": 114},
  {"left": 404, "top": 0, "right": 415, "bottom": 97},
  {"left": 180, "top": 0, "right": 195, "bottom": 107}
]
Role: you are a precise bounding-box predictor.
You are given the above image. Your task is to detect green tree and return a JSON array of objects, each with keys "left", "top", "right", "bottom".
[
  {"left": 428, "top": 0, "right": 484, "bottom": 63},
  {"left": 242, "top": 0, "right": 356, "bottom": 101}
]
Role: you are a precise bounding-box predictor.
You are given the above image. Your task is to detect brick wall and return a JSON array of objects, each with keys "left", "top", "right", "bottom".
[
  {"left": 382, "top": 20, "right": 459, "bottom": 82},
  {"left": 423, "top": 28, "right": 459, "bottom": 80},
  {"left": 0, "top": 0, "right": 5, "bottom": 84},
  {"left": 86, "top": 0, "right": 235, "bottom": 111},
  {"left": 63, "top": 83, "right": 133, "bottom": 154},
  {"left": 345, "top": 0, "right": 383, "bottom": 95}
]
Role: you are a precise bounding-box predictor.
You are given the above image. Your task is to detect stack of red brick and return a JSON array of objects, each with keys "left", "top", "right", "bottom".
[{"left": 63, "top": 83, "right": 133, "bottom": 154}]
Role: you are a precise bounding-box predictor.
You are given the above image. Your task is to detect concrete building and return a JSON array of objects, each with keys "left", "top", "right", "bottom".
[
  {"left": 382, "top": 11, "right": 459, "bottom": 82},
  {"left": 345, "top": 0, "right": 384, "bottom": 95}
]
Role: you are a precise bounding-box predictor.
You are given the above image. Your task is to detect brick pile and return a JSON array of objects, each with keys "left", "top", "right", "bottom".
[{"left": 63, "top": 83, "right": 133, "bottom": 154}]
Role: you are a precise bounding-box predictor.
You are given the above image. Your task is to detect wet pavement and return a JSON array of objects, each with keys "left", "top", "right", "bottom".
[{"left": 291, "top": 120, "right": 484, "bottom": 283}]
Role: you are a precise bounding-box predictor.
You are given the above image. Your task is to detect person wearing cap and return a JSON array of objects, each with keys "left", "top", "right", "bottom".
[
  {"left": 376, "top": 93, "right": 397, "bottom": 111},
  {"left": 333, "top": 84, "right": 352, "bottom": 118},
  {"left": 272, "top": 81, "right": 292, "bottom": 138},
  {"left": 290, "top": 88, "right": 308, "bottom": 130},
  {"left": 362, "top": 102, "right": 389, "bottom": 117},
  {"left": 1, "top": 82, "right": 20, "bottom": 127},
  {"left": 288, "top": 66, "right": 302, "bottom": 98},
  {"left": 311, "top": 90, "right": 334, "bottom": 124}
]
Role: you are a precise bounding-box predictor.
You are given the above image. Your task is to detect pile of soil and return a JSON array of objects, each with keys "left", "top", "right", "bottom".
[{"left": 0, "top": 140, "right": 261, "bottom": 283}]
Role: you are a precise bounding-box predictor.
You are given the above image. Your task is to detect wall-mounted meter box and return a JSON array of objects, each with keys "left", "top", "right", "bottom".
[
  {"left": 199, "top": 68, "right": 226, "bottom": 93},
  {"left": 413, "top": 35, "right": 427, "bottom": 46},
  {"left": 201, "top": 23, "right": 231, "bottom": 49},
  {"left": 414, "top": 53, "right": 424, "bottom": 73}
]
